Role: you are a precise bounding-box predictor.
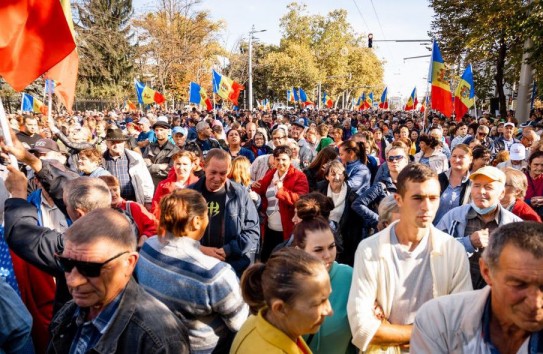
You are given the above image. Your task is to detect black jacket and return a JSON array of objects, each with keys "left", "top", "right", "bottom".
[{"left": 47, "top": 278, "right": 191, "bottom": 354}]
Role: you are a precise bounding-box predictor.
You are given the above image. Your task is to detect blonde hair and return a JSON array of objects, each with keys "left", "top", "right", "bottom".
[
  {"left": 228, "top": 156, "right": 252, "bottom": 186},
  {"left": 502, "top": 167, "right": 528, "bottom": 199}
]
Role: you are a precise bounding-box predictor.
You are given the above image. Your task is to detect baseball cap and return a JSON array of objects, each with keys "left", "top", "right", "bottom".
[
  {"left": 504, "top": 122, "right": 515, "bottom": 128},
  {"left": 29, "top": 139, "right": 61, "bottom": 154},
  {"left": 137, "top": 118, "right": 150, "bottom": 125},
  {"left": 469, "top": 166, "right": 506, "bottom": 184},
  {"left": 172, "top": 126, "right": 188, "bottom": 136},
  {"left": 292, "top": 118, "right": 306, "bottom": 128},
  {"left": 509, "top": 143, "right": 526, "bottom": 161}
]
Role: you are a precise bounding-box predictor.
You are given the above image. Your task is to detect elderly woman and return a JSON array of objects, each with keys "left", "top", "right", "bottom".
[
  {"left": 377, "top": 194, "right": 400, "bottom": 231},
  {"left": 501, "top": 167, "right": 542, "bottom": 222},
  {"left": 414, "top": 134, "right": 449, "bottom": 174},
  {"left": 471, "top": 146, "right": 492, "bottom": 173},
  {"left": 136, "top": 189, "right": 249, "bottom": 353},
  {"left": 525, "top": 150, "right": 543, "bottom": 218},
  {"left": 232, "top": 248, "right": 333, "bottom": 353},
  {"left": 252, "top": 146, "right": 309, "bottom": 261},
  {"left": 246, "top": 131, "right": 273, "bottom": 157},
  {"left": 77, "top": 148, "right": 111, "bottom": 177}
]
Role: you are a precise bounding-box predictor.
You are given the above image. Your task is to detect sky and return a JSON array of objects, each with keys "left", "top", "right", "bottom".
[{"left": 134, "top": 0, "right": 435, "bottom": 102}]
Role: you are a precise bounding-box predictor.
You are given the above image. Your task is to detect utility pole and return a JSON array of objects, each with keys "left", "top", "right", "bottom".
[
  {"left": 515, "top": 0, "right": 533, "bottom": 123},
  {"left": 248, "top": 25, "right": 266, "bottom": 111}
]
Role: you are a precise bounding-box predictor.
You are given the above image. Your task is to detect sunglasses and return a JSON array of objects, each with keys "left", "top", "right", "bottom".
[
  {"left": 478, "top": 132, "right": 488, "bottom": 137},
  {"left": 387, "top": 155, "right": 405, "bottom": 162},
  {"left": 55, "top": 251, "right": 129, "bottom": 277}
]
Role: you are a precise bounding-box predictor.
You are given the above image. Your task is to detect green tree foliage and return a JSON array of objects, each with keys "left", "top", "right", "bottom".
[
  {"left": 133, "top": 0, "right": 224, "bottom": 101},
  {"left": 74, "top": 0, "right": 136, "bottom": 98},
  {"left": 228, "top": 2, "right": 384, "bottom": 106},
  {"left": 429, "top": 0, "right": 527, "bottom": 117}
]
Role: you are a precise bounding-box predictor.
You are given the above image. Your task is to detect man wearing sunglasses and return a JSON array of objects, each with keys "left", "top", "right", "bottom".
[{"left": 48, "top": 208, "right": 190, "bottom": 353}]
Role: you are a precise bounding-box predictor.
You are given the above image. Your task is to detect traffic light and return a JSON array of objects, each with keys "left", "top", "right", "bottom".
[{"left": 368, "top": 33, "right": 373, "bottom": 48}]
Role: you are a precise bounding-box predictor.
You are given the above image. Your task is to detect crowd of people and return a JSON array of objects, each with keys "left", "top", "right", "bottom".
[{"left": 1, "top": 106, "right": 543, "bottom": 354}]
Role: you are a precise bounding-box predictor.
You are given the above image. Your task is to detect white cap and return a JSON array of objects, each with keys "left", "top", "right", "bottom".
[{"left": 509, "top": 143, "right": 526, "bottom": 161}]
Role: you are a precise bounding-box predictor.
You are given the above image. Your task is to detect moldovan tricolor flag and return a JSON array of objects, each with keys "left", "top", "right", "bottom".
[
  {"left": 21, "top": 93, "right": 47, "bottom": 114},
  {"left": 0, "top": 0, "right": 76, "bottom": 91},
  {"left": 287, "top": 89, "right": 295, "bottom": 103},
  {"left": 212, "top": 70, "right": 244, "bottom": 106},
  {"left": 134, "top": 80, "right": 166, "bottom": 105},
  {"left": 189, "top": 82, "right": 212, "bottom": 111},
  {"left": 379, "top": 87, "right": 388, "bottom": 109},
  {"left": 404, "top": 87, "right": 417, "bottom": 111},
  {"left": 322, "top": 92, "right": 333, "bottom": 108},
  {"left": 44, "top": 0, "right": 79, "bottom": 113},
  {"left": 429, "top": 41, "right": 453, "bottom": 117},
  {"left": 454, "top": 64, "right": 475, "bottom": 121},
  {"left": 299, "top": 88, "right": 313, "bottom": 107}
]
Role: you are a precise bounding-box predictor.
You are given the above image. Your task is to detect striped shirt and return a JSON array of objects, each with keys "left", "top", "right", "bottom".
[{"left": 136, "top": 236, "right": 249, "bottom": 354}]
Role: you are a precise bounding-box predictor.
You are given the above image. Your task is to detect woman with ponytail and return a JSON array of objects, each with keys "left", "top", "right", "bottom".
[
  {"left": 232, "top": 248, "right": 333, "bottom": 353},
  {"left": 291, "top": 213, "right": 356, "bottom": 354},
  {"left": 136, "top": 189, "right": 248, "bottom": 353},
  {"left": 338, "top": 140, "right": 371, "bottom": 195}
]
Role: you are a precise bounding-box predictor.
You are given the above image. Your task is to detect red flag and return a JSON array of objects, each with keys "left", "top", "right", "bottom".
[
  {"left": 229, "top": 81, "right": 244, "bottom": 106},
  {"left": 0, "top": 0, "right": 76, "bottom": 91}
]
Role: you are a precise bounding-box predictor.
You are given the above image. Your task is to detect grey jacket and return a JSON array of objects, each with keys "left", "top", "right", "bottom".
[{"left": 436, "top": 204, "right": 523, "bottom": 253}]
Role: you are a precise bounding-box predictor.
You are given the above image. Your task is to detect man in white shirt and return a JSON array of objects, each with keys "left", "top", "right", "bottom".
[
  {"left": 347, "top": 163, "right": 472, "bottom": 353},
  {"left": 411, "top": 222, "right": 543, "bottom": 354}
]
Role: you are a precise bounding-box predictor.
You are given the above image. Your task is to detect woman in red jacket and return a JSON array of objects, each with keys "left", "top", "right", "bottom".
[
  {"left": 252, "top": 145, "right": 309, "bottom": 261},
  {"left": 152, "top": 151, "right": 200, "bottom": 212},
  {"left": 501, "top": 167, "right": 542, "bottom": 222}
]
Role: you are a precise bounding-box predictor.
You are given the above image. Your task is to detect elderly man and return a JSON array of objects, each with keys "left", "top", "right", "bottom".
[
  {"left": 411, "top": 222, "right": 543, "bottom": 354},
  {"left": 103, "top": 129, "right": 154, "bottom": 208},
  {"left": 48, "top": 208, "right": 190, "bottom": 353},
  {"left": 185, "top": 120, "right": 222, "bottom": 158},
  {"left": 437, "top": 166, "right": 522, "bottom": 289},
  {"left": 135, "top": 117, "right": 155, "bottom": 149},
  {"left": 491, "top": 122, "right": 520, "bottom": 156},
  {"left": 188, "top": 148, "right": 260, "bottom": 276},
  {"left": 347, "top": 164, "right": 471, "bottom": 353}
]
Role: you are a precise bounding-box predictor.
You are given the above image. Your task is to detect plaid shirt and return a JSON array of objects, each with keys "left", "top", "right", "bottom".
[
  {"left": 104, "top": 150, "right": 136, "bottom": 201},
  {"left": 69, "top": 290, "right": 124, "bottom": 354}
]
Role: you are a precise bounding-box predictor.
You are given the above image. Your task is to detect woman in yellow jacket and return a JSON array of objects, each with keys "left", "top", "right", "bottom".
[{"left": 230, "top": 248, "right": 333, "bottom": 354}]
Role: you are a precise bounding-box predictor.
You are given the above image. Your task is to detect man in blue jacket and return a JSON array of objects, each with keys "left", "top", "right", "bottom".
[{"left": 189, "top": 148, "right": 260, "bottom": 276}]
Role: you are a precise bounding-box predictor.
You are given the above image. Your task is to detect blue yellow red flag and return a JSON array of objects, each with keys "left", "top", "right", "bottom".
[
  {"left": 454, "top": 64, "right": 475, "bottom": 121},
  {"left": 287, "top": 89, "right": 295, "bottom": 103},
  {"left": 404, "top": 87, "right": 417, "bottom": 111},
  {"left": 379, "top": 87, "right": 388, "bottom": 109},
  {"left": 429, "top": 41, "right": 453, "bottom": 117},
  {"left": 189, "top": 82, "right": 212, "bottom": 111},
  {"left": 135, "top": 79, "right": 165, "bottom": 105},
  {"left": 212, "top": 70, "right": 244, "bottom": 105},
  {"left": 21, "top": 93, "right": 47, "bottom": 114},
  {"left": 299, "top": 88, "right": 313, "bottom": 107}
]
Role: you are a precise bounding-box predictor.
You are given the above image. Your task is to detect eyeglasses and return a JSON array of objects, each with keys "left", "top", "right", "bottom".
[
  {"left": 55, "top": 251, "right": 129, "bottom": 277},
  {"left": 387, "top": 155, "right": 405, "bottom": 162}
]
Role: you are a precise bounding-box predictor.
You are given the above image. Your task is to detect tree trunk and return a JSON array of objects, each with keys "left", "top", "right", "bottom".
[{"left": 495, "top": 35, "right": 508, "bottom": 118}]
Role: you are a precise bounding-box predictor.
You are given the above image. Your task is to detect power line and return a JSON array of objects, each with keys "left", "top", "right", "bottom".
[
  {"left": 369, "top": 0, "right": 387, "bottom": 41},
  {"left": 351, "top": 0, "right": 370, "bottom": 34}
]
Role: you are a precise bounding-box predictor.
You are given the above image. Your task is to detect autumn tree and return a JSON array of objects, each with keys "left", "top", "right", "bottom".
[
  {"left": 230, "top": 2, "right": 384, "bottom": 107},
  {"left": 430, "top": 0, "right": 528, "bottom": 117},
  {"left": 74, "top": 0, "right": 136, "bottom": 99},
  {"left": 133, "top": 0, "right": 224, "bottom": 101}
]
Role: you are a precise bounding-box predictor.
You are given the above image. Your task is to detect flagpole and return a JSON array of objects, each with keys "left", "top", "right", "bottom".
[
  {"left": 422, "top": 39, "right": 435, "bottom": 133},
  {"left": 47, "top": 80, "right": 53, "bottom": 125},
  {"left": 0, "top": 96, "right": 19, "bottom": 168},
  {"left": 20, "top": 93, "right": 24, "bottom": 113}
]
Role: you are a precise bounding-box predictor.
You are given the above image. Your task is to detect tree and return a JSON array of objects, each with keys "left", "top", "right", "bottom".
[
  {"left": 74, "top": 0, "right": 136, "bottom": 99},
  {"left": 429, "top": 0, "right": 527, "bottom": 117},
  {"left": 133, "top": 0, "right": 224, "bottom": 102},
  {"left": 232, "top": 2, "right": 384, "bottom": 105}
]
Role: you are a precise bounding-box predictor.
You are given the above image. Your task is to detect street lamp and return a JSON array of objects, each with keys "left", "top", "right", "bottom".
[{"left": 249, "top": 25, "right": 266, "bottom": 111}]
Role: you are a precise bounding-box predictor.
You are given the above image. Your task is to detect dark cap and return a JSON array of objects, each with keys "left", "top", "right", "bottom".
[
  {"left": 29, "top": 139, "right": 61, "bottom": 154},
  {"left": 105, "top": 128, "right": 129, "bottom": 141}
]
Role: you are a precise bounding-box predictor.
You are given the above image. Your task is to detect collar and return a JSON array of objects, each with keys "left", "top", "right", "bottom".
[
  {"left": 73, "top": 289, "right": 125, "bottom": 335},
  {"left": 256, "top": 309, "right": 310, "bottom": 353},
  {"left": 482, "top": 294, "right": 540, "bottom": 353},
  {"left": 467, "top": 205, "right": 501, "bottom": 224}
]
